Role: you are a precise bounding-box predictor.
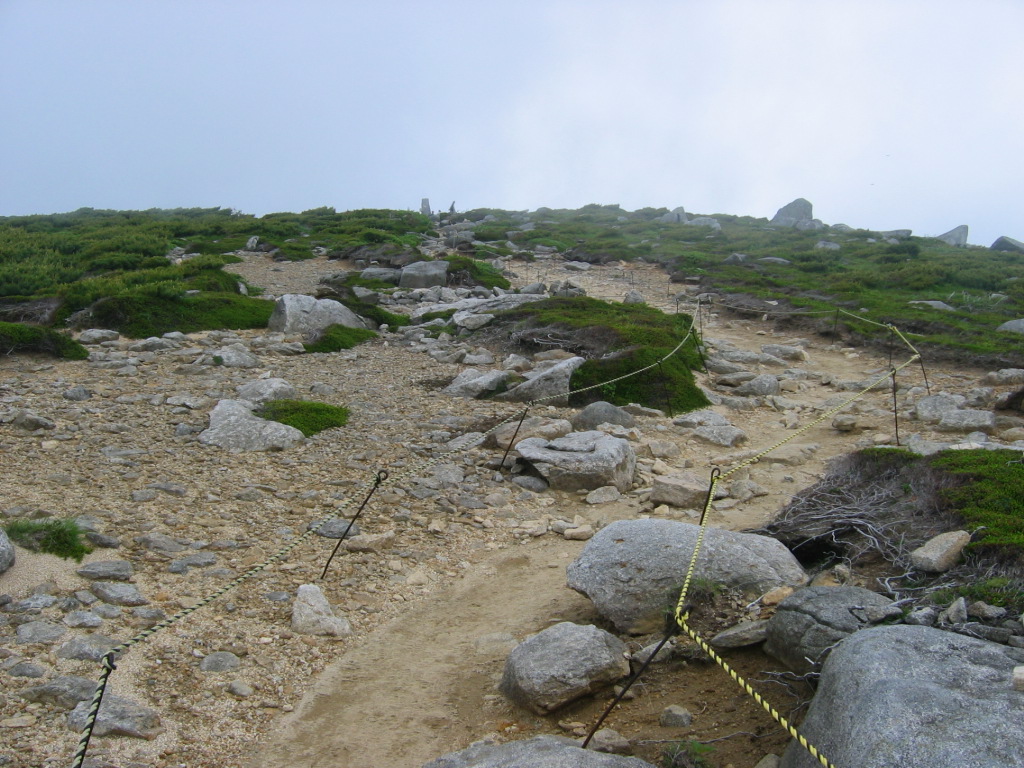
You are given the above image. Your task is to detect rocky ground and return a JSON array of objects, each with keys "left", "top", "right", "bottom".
[{"left": 1, "top": 253, "right": 1021, "bottom": 768}]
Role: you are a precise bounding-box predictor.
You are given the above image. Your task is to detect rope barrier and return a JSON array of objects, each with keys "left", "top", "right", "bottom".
[
  {"left": 67, "top": 303, "right": 705, "bottom": 768},
  {"left": 67, "top": 291, "right": 928, "bottom": 768}
]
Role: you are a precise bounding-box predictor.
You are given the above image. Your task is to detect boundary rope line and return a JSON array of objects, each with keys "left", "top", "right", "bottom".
[
  {"left": 68, "top": 295, "right": 930, "bottom": 768},
  {"left": 68, "top": 304, "right": 706, "bottom": 768}
]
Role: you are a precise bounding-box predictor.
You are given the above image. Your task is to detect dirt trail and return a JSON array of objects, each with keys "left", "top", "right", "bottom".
[
  {"left": 238, "top": 254, "right": 981, "bottom": 767},
  {"left": 254, "top": 538, "right": 594, "bottom": 768}
]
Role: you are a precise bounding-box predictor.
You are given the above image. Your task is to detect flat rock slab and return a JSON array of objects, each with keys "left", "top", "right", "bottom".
[
  {"left": 67, "top": 694, "right": 163, "bottom": 740},
  {"left": 780, "top": 625, "right": 1024, "bottom": 768},
  {"left": 516, "top": 431, "right": 636, "bottom": 492},
  {"left": 567, "top": 519, "right": 807, "bottom": 634}
]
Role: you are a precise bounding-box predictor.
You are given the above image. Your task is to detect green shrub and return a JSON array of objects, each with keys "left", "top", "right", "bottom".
[
  {"left": 256, "top": 399, "right": 350, "bottom": 436},
  {"left": 340, "top": 301, "right": 410, "bottom": 329},
  {"left": 662, "top": 740, "right": 715, "bottom": 768},
  {"left": 0, "top": 321, "right": 88, "bottom": 359},
  {"left": 89, "top": 293, "right": 274, "bottom": 338},
  {"left": 4, "top": 518, "right": 92, "bottom": 561},
  {"left": 442, "top": 255, "right": 511, "bottom": 289},
  {"left": 495, "top": 296, "right": 709, "bottom": 412},
  {"left": 303, "top": 324, "right": 377, "bottom": 352}
]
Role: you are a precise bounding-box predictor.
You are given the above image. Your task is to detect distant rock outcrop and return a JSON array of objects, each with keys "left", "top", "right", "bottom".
[
  {"left": 991, "top": 236, "right": 1024, "bottom": 253},
  {"left": 771, "top": 198, "right": 822, "bottom": 229},
  {"left": 936, "top": 224, "right": 969, "bottom": 247}
]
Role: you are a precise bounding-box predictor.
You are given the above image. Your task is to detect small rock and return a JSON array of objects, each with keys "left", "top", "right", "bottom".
[
  {"left": 76, "top": 560, "right": 134, "bottom": 581},
  {"left": 90, "top": 582, "right": 148, "bottom": 606},
  {"left": 659, "top": 704, "right": 693, "bottom": 727},
  {"left": 589, "top": 728, "right": 632, "bottom": 754},
  {"left": 227, "top": 680, "right": 254, "bottom": 697},
  {"left": 67, "top": 694, "right": 163, "bottom": 739},
  {"left": 200, "top": 651, "right": 241, "bottom": 672},
  {"left": 586, "top": 486, "right": 621, "bottom": 504},
  {"left": 291, "top": 584, "right": 352, "bottom": 637},
  {"left": 910, "top": 530, "right": 971, "bottom": 573}
]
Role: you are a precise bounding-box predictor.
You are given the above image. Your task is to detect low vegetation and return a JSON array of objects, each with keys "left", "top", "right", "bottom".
[
  {"left": 492, "top": 296, "right": 709, "bottom": 412},
  {"left": 303, "top": 324, "right": 378, "bottom": 353},
  {"left": 3, "top": 518, "right": 92, "bottom": 561},
  {"left": 255, "top": 399, "right": 350, "bottom": 437},
  {"left": 761, "top": 447, "right": 1024, "bottom": 611},
  {"left": 0, "top": 321, "right": 88, "bottom": 359}
]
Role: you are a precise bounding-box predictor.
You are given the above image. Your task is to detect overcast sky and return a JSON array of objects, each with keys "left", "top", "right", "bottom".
[{"left": 1, "top": 0, "right": 1020, "bottom": 246}]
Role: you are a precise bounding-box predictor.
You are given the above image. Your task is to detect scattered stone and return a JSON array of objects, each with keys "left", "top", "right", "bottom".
[
  {"left": 62, "top": 385, "right": 92, "bottom": 401},
  {"left": 586, "top": 486, "right": 621, "bottom": 504},
  {"left": 0, "top": 529, "right": 13, "bottom": 575},
  {"left": 909, "top": 530, "right": 971, "bottom": 573},
  {"left": 499, "top": 622, "right": 629, "bottom": 714},
  {"left": 991, "top": 236, "right": 1024, "bottom": 254},
  {"left": 76, "top": 560, "right": 133, "bottom": 582},
  {"left": 710, "top": 619, "right": 769, "bottom": 649},
  {"left": 939, "top": 596, "right": 969, "bottom": 624},
  {"left": 168, "top": 552, "right": 218, "bottom": 574},
  {"left": 659, "top": 704, "right": 693, "bottom": 728},
  {"left": 200, "top": 651, "right": 241, "bottom": 672},
  {"left": 590, "top": 728, "right": 632, "bottom": 754},
  {"left": 15, "top": 621, "right": 66, "bottom": 644},
  {"left": 291, "top": 584, "right": 352, "bottom": 636},
  {"left": 935, "top": 225, "right": 968, "bottom": 247},
  {"left": 90, "top": 581, "right": 149, "bottom": 607},
  {"left": 56, "top": 634, "right": 118, "bottom": 662},
  {"left": 236, "top": 378, "right": 297, "bottom": 404},
  {"left": 571, "top": 401, "right": 636, "bottom": 431},
  {"left": 227, "top": 680, "right": 254, "bottom": 697},
  {"left": 68, "top": 694, "right": 163, "bottom": 740},
  {"left": 19, "top": 675, "right": 96, "bottom": 712}
]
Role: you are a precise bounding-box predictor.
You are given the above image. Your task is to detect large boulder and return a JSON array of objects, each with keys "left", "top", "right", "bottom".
[
  {"left": 400, "top": 260, "right": 449, "bottom": 289},
  {"left": 198, "top": 400, "right": 304, "bottom": 452},
  {"left": 499, "top": 622, "right": 629, "bottom": 714},
  {"left": 780, "top": 625, "right": 1024, "bottom": 768},
  {"left": 764, "top": 586, "right": 898, "bottom": 674},
  {"left": 496, "top": 357, "right": 586, "bottom": 407},
  {"left": 423, "top": 736, "right": 657, "bottom": 768},
  {"left": 567, "top": 519, "right": 807, "bottom": 634},
  {"left": 268, "top": 294, "right": 366, "bottom": 335},
  {"left": 515, "top": 431, "right": 636, "bottom": 493},
  {"left": 67, "top": 694, "right": 163, "bottom": 739},
  {"left": 935, "top": 224, "right": 968, "bottom": 247},
  {"left": 0, "top": 528, "right": 14, "bottom": 575},
  {"left": 770, "top": 198, "right": 814, "bottom": 228},
  {"left": 991, "top": 236, "right": 1024, "bottom": 253}
]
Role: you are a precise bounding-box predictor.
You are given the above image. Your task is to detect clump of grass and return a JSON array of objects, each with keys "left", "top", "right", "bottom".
[
  {"left": 256, "top": 399, "right": 350, "bottom": 437},
  {"left": 0, "top": 321, "right": 89, "bottom": 359},
  {"left": 303, "top": 324, "right": 377, "bottom": 352},
  {"left": 442, "top": 255, "right": 511, "bottom": 290},
  {"left": 340, "top": 300, "right": 410, "bottom": 329},
  {"left": 927, "top": 448, "right": 1024, "bottom": 555},
  {"left": 495, "top": 296, "right": 709, "bottom": 412},
  {"left": 662, "top": 740, "right": 715, "bottom": 768},
  {"left": 4, "top": 519, "right": 92, "bottom": 561},
  {"left": 88, "top": 293, "right": 274, "bottom": 338}
]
